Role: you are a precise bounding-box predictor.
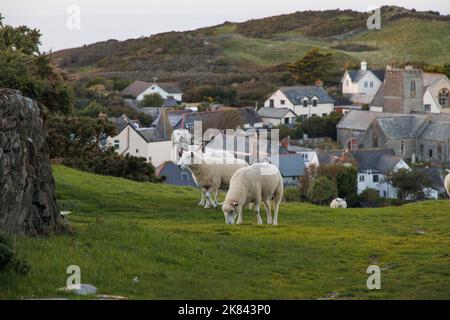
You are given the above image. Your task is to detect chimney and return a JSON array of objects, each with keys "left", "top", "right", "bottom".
[
  {"left": 405, "top": 65, "right": 414, "bottom": 71},
  {"left": 315, "top": 79, "right": 323, "bottom": 87},
  {"left": 386, "top": 65, "right": 392, "bottom": 71},
  {"left": 361, "top": 61, "right": 368, "bottom": 71}
]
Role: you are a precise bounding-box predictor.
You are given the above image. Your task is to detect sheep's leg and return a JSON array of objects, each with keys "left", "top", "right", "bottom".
[
  {"left": 236, "top": 206, "right": 243, "bottom": 225},
  {"left": 205, "top": 189, "right": 217, "bottom": 209},
  {"left": 263, "top": 200, "right": 272, "bottom": 224},
  {"left": 255, "top": 202, "right": 263, "bottom": 225},
  {"left": 273, "top": 183, "right": 283, "bottom": 226},
  {"left": 199, "top": 189, "right": 206, "bottom": 206},
  {"left": 213, "top": 190, "right": 220, "bottom": 206}
]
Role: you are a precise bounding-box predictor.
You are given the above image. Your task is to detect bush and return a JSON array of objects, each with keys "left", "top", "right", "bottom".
[
  {"left": 140, "top": 93, "right": 164, "bottom": 108},
  {"left": 308, "top": 177, "right": 337, "bottom": 205},
  {"left": 284, "top": 187, "right": 301, "bottom": 202},
  {"left": 0, "top": 233, "right": 30, "bottom": 275},
  {"left": 359, "top": 188, "right": 381, "bottom": 203}
]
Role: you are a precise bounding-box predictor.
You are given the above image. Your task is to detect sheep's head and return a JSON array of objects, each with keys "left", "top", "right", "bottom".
[{"left": 222, "top": 201, "right": 239, "bottom": 224}]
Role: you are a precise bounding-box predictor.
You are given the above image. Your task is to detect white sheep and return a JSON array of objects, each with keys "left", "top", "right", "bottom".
[
  {"left": 445, "top": 170, "right": 450, "bottom": 203},
  {"left": 178, "top": 150, "right": 248, "bottom": 208},
  {"left": 221, "top": 163, "right": 283, "bottom": 225},
  {"left": 330, "top": 198, "right": 347, "bottom": 209}
]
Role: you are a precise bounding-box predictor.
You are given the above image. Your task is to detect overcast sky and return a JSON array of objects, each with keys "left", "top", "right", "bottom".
[{"left": 1, "top": 0, "right": 448, "bottom": 52}]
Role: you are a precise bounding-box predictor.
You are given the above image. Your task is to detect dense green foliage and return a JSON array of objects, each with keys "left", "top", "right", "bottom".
[
  {"left": 2, "top": 166, "right": 449, "bottom": 299},
  {"left": 384, "top": 169, "right": 432, "bottom": 201},
  {"left": 308, "top": 176, "right": 337, "bottom": 205},
  {"left": 139, "top": 93, "right": 164, "bottom": 108},
  {"left": 0, "top": 233, "right": 30, "bottom": 275},
  {"left": 0, "top": 16, "right": 74, "bottom": 114},
  {"left": 286, "top": 48, "right": 336, "bottom": 85}
]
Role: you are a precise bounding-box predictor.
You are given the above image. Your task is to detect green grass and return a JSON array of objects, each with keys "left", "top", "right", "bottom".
[{"left": 1, "top": 166, "right": 450, "bottom": 299}]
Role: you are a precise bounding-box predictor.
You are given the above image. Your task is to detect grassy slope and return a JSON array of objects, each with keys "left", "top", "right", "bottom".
[{"left": 1, "top": 166, "right": 450, "bottom": 299}]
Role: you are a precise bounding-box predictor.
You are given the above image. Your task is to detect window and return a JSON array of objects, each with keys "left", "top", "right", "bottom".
[
  {"left": 424, "top": 104, "right": 431, "bottom": 112},
  {"left": 419, "top": 144, "right": 424, "bottom": 155},
  {"left": 410, "top": 81, "right": 416, "bottom": 97},
  {"left": 383, "top": 191, "right": 387, "bottom": 198},
  {"left": 311, "top": 114, "right": 317, "bottom": 117},
  {"left": 370, "top": 81, "right": 374, "bottom": 88},
  {"left": 438, "top": 144, "right": 442, "bottom": 158},
  {"left": 284, "top": 118, "right": 289, "bottom": 124},
  {"left": 322, "top": 113, "right": 327, "bottom": 117},
  {"left": 429, "top": 149, "right": 433, "bottom": 158},
  {"left": 136, "top": 149, "right": 139, "bottom": 154},
  {"left": 114, "top": 140, "right": 120, "bottom": 150},
  {"left": 439, "top": 89, "right": 449, "bottom": 108},
  {"left": 359, "top": 175, "right": 365, "bottom": 182},
  {"left": 303, "top": 100, "right": 308, "bottom": 108},
  {"left": 269, "top": 99, "right": 274, "bottom": 107},
  {"left": 400, "top": 141, "right": 405, "bottom": 155},
  {"left": 280, "top": 100, "right": 286, "bottom": 105},
  {"left": 364, "top": 81, "right": 368, "bottom": 88},
  {"left": 312, "top": 99, "right": 318, "bottom": 107},
  {"left": 373, "top": 175, "right": 379, "bottom": 183},
  {"left": 302, "top": 154, "right": 309, "bottom": 160}
]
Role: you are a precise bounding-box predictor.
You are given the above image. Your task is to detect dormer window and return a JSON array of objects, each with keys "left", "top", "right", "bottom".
[
  {"left": 312, "top": 98, "right": 318, "bottom": 107},
  {"left": 439, "top": 89, "right": 449, "bottom": 108},
  {"left": 302, "top": 99, "right": 308, "bottom": 108}
]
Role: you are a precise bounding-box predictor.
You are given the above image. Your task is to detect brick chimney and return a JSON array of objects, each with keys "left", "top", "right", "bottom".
[{"left": 361, "top": 61, "right": 368, "bottom": 71}]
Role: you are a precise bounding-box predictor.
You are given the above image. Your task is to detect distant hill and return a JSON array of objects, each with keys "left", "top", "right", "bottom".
[{"left": 52, "top": 6, "right": 450, "bottom": 103}]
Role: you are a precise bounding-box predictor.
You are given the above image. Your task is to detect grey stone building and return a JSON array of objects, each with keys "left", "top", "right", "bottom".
[{"left": 337, "top": 110, "right": 450, "bottom": 165}]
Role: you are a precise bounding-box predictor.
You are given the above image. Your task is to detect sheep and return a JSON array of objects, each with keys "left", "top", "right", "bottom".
[
  {"left": 445, "top": 170, "right": 450, "bottom": 205},
  {"left": 178, "top": 150, "right": 248, "bottom": 208},
  {"left": 221, "top": 163, "right": 283, "bottom": 225},
  {"left": 330, "top": 198, "right": 347, "bottom": 209}
]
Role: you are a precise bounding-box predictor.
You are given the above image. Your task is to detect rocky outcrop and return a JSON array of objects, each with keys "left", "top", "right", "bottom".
[{"left": 0, "top": 89, "right": 65, "bottom": 235}]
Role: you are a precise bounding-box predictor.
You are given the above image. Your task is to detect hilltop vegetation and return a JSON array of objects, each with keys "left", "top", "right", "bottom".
[
  {"left": 1, "top": 166, "right": 449, "bottom": 299},
  {"left": 51, "top": 6, "right": 450, "bottom": 106}
]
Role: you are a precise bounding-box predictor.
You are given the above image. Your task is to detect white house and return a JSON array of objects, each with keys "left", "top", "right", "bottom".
[
  {"left": 263, "top": 85, "right": 335, "bottom": 120},
  {"left": 257, "top": 108, "right": 298, "bottom": 126},
  {"left": 341, "top": 61, "right": 385, "bottom": 105},
  {"left": 423, "top": 73, "right": 450, "bottom": 113},
  {"left": 285, "top": 145, "right": 319, "bottom": 168},
  {"left": 121, "top": 80, "right": 183, "bottom": 102},
  {"left": 107, "top": 115, "right": 173, "bottom": 167}
]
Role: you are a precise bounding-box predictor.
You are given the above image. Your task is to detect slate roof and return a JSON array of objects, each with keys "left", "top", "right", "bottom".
[
  {"left": 416, "top": 167, "right": 446, "bottom": 193},
  {"left": 258, "top": 107, "right": 297, "bottom": 119},
  {"left": 120, "top": 80, "right": 152, "bottom": 97},
  {"left": 278, "top": 86, "right": 335, "bottom": 105},
  {"left": 420, "top": 122, "right": 450, "bottom": 141},
  {"left": 272, "top": 154, "right": 305, "bottom": 177},
  {"left": 423, "top": 72, "right": 446, "bottom": 88},
  {"left": 317, "top": 150, "right": 349, "bottom": 166},
  {"left": 156, "top": 161, "right": 198, "bottom": 187},
  {"left": 135, "top": 127, "right": 165, "bottom": 142},
  {"left": 376, "top": 116, "right": 426, "bottom": 139},
  {"left": 162, "top": 97, "right": 179, "bottom": 108},
  {"left": 158, "top": 83, "right": 182, "bottom": 94},
  {"left": 347, "top": 69, "right": 385, "bottom": 83},
  {"left": 336, "top": 110, "right": 379, "bottom": 131},
  {"left": 350, "top": 149, "right": 401, "bottom": 174},
  {"left": 237, "top": 107, "right": 263, "bottom": 125}
]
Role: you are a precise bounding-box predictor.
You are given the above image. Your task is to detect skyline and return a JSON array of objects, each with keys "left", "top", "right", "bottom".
[{"left": 1, "top": 0, "right": 449, "bottom": 52}]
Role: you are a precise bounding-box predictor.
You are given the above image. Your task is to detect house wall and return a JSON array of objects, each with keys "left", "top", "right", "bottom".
[
  {"left": 423, "top": 88, "right": 441, "bottom": 113},
  {"left": 417, "top": 139, "right": 450, "bottom": 164},
  {"left": 107, "top": 126, "right": 150, "bottom": 160},
  {"left": 264, "top": 90, "right": 295, "bottom": 110},
  {"left": 293, "top": 103, "right": 334, "bottom": 118},
  {"left": 342, "top": 71, "right": 382, "bottom": 96},
  {"left": 147, "top": 141, "right": 173, "bottom": 167},
  {"left": 337, "top": 128, "right": 367, "bottom": 149},
  {"left": 137, "top": 85, "right": 182, "bottom": 102}
]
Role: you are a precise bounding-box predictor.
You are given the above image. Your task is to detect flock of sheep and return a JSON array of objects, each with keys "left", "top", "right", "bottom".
[{"left": 172, "top": 130, "right": 450, "bottom": 225}]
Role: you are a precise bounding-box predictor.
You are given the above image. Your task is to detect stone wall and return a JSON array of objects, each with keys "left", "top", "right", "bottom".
[{"left": 0, "top": 89, "right": 66, "bottom": 235}]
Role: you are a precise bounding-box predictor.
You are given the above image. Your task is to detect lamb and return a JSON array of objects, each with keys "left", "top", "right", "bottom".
[
  {"left": 178, "top": 150, "right": 248, "bottom": 208},
  {"left": 445, "top": 170, "right": 450, "bottom": 204},
  {"left": 330, "top": 198, "right": 347, "bottom": 208},
  {"left": 221, "top": 163, "right": 283, "bottom": 225}
]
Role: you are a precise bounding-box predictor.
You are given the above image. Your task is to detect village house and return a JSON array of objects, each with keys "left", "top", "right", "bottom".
[
  {"left": 257, "top": 107, "right": 298, "bottom": 126},
  {"left": 341, "top": 61, "right": 385, "bottom": 105},
  {"left": 422, "top": 73, "right": 450, "bottom": 113},
  {"left": 271, "top": 153, "right": 305, "bottom": 186},
  {"left": 336, "top": 110, "right": 450, "bottom": 165},
  {"left": 107, "top": 114, "right": 173, "bottom": 167},
  {"left": 121, "top": 80, "right": 183, "bottom": 102},
  {"left": 263, "top": 85, "right": 335, "bottom": 120}
]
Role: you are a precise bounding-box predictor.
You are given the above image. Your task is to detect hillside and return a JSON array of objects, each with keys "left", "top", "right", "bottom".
[
  {"left": 53, "top": 6, "right": 449, "bottom": 90},
  {"left": 1, "top": 166, "right": 449, "bottom": 299}
]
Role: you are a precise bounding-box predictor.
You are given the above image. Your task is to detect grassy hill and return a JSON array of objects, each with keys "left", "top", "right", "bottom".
[
  {"left": 53, "top": 6, "right": 449, "bottom": 82},
  {"left": 1, "top": 166, "right": 449, "bottom": 299}
]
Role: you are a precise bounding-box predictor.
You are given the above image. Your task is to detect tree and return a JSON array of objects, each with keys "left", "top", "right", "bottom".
[
  {"left": 286, "top": 48, "right": 335, "bottom": 85},
  {"left": 308, "top": 176, "right": 337, "bottom": 205},
  {"left": 384, "top": 168, "right": 432, "bottom": 201},
  {"left": 299, "top": 112, "right": 343, "bottom": 140},
  {"left": 140, "top": 93, "right": 164, "bottom": 108},
  {"left": 205, "top": 109, "right": 243, "bottom": 132},
  {"left": 0, "top": 15, "right": 75, "bottom": 114}
]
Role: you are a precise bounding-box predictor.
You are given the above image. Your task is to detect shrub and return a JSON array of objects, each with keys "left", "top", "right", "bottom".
[
  {"left": 308, "top": 177, "right": 337, "bottom": 205},
  {"left": 0, "top": 232, "right": 30, "bottom": 275},
  {"left": 284, "top": 187, "right": 300, "bottom": 202},
  {"left": 140, "top": 93, "right": 165, "bottom": 108},
  {"left": 359, "top": 188, "right": 381, "bottom": 203}
]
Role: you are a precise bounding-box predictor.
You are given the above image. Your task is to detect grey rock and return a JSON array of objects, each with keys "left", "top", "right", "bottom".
[{"left": 0, "top": 89, "right": 66, "bottom": 235}]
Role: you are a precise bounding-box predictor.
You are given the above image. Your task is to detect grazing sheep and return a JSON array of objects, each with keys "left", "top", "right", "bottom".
[
  {"left": 221, "top": 163, "right": 283, "bottom": 225},
  {"left": 445, "top": 170, "right": 450, "bottom": 204},
  {"left": 178, "top": 150, "right": 248, "bottom": 208},
  {"left": 330, "top": 198, "right": 347, "bottom": 209}
]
